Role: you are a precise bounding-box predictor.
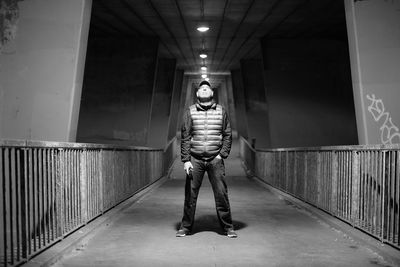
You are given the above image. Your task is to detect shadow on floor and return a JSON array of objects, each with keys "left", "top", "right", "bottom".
[{"left": 174, "top": 214, "right": 247, "bottom": 235}]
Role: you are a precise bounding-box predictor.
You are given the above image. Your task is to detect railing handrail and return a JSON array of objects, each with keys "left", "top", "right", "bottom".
[
  {"left": 239, "top": 136, "right": 256, "bottom": 153},
  {"left": 239, "top": 135, "right": 400, "bottom": 250},
  {"left": 163, "top": 137, "right": 177, "bottom": 153},
  {"left": 0, "top": 139, "right": 164, "bottom": 151},
  {"left": 239, "top": 136, "right": 400, "bottom": 152}
]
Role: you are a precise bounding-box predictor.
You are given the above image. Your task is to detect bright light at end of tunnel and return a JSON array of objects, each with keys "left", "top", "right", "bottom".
[
  {"left": 199, "top": 53, "right": 207, "bottom": 59},
  {"left": 197, "top": 26, "right": 209, "bottom": 32},
  {"left": 201, "top": 66, "right": 207, "bottom": 71},
  {"left": 201, "top": 74, "right": 207, "bottom": 79}
]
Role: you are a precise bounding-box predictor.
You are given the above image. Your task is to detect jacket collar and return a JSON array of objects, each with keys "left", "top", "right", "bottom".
[{"left": 196, "top": 100, "right": 216, "bottom": 111}]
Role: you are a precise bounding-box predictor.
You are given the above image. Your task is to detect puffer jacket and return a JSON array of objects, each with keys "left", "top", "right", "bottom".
[{"left": 181, "top": 101, "right": 232, "bottom": 162}]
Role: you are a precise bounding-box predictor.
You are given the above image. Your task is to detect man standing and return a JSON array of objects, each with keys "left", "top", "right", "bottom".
[{"left": 176, "top": 80, "right": 237, "bottom": 238}]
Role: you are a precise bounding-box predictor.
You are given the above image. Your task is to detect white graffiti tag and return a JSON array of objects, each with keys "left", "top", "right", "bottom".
[{"left": 366, "top": 94, "right": 400, "bottom": 145}]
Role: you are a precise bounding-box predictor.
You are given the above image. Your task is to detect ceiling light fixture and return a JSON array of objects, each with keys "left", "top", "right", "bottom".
[
  {"left": 201, "top": 66, "right": 207, "bottom": 71},
  {"left": 197, "top": 26, "right": 209, "bottom": 32},
  {"left": 201, "top": 74, "right": 207, "bottom": 79},
  {"left": 205, "top": 77, "right": 210, "bottom": 82},
  {"left": 199, "top": 53, "right": 207, "bottom": 59}
]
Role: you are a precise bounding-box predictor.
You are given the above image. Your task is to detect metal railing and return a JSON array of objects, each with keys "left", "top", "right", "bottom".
[
  {"left": 240, "top": 136, "right": 400, "bottom": 249},
  {"left": 0, "top": 139, "right": 177, "bottom": 267}
]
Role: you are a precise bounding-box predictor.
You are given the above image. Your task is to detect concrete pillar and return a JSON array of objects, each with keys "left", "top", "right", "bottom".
[
  {"left": 345, "top": 0, "right": 400, "bottom": 145},
  {"left": 76, "top": 36, "right": 159, "bottom": 146},
  {"left": 167, "top": 69, "right": 184, "bottom": 141},
  {"left": 225, "top": 75, "right": 237, "bottom": 136},
  {"left": 240, "top": 59, "right": 271, "bottom": 148},
  {"left": 0, "top": 0, "right": 92, "bottom": 141},
  {"left": 176, "top": 75, "right": 189, "bottom": 136},
  {"left": 147, "top": 58, "right": 177, "bottom": 148},
  {"left": 231, "top": 69, "right": 249, "bottom": 139}
]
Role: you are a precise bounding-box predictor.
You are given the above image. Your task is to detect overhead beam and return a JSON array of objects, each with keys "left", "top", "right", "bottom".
[
  {"left": 91, "top": 12, "right": 125, "bottom": 34},
  {"left": 210, "top": 0, "right": 230, "bottom": 69},
  {"left": 120, "top": 0, "right": 175, "bottom": 58},
  {"left": 97, "top": 0, "right": 141, "bottom": 37},
  {"left": 148, "top": 0, "right": 191, "bottom": 67},
  {"left": 175, "top": 0, "right": 197, "bottom": 65},
  {"left": 221, "top": 0, "right": 281, "bottom": 70},
  {"left": 216, "top": 0, "right": 257, "bottom": 71},
  {"left": 226, "top": 0, "right": 310, "bottom": 70}
]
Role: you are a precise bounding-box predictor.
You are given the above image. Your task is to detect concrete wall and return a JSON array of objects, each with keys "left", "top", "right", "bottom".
[
  {"left": 76, "top": 36, "right": 159, "bottom": 146},
  {"left": 262, "top": 38, "right": 358, "bottom": 148},
  {"left": 0, "top": 0, "right": 91, "bottom": 141},
  {"left": 345, "top": 0, "right": 400, "bottom": 145},
  {"left": 147, "top": 58, "right": 176, "bottom": 148}
]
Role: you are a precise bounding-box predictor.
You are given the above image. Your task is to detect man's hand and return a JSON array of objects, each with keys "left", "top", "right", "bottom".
[
  {"left": 184, "top": 161, "right": 193, "bottom": 175},
  {"left": 215, "top": 154, "right": 222, "bottom": 160}
]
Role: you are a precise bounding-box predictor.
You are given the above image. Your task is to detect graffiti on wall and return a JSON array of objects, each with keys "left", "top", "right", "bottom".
[
  {"left": 0, "top": 0, "right": 20, "bottom": 53},
  {"left": 366, "top": 94, "right": 400, "bottom": 145}
]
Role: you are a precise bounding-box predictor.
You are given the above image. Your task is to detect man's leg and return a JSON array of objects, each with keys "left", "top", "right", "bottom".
[
  {"left": 179, "top": 159, "right": 205, "bottom": 234},
  {"left": 207, "top": 158, "right": 235, "bottom": 236}
]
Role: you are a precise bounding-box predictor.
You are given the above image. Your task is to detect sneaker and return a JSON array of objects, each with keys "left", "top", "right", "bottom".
[
  {"left": 226, "top": 229, "right": 237, "bottom": 238},
  {"left": 176, "top": 229, "right": 189, "bottom": 237}
]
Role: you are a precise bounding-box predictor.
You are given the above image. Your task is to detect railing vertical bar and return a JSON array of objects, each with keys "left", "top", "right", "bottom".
[
  {"left": 45, "top": 149, "right": 50, "bottom": 245},
  {"left": 347, "top": 151, "right": 351, "bottom": 220},
  {"left": 349, "top": 151, "right": 353, "bottom": 221},
  {"left": 68, "top": 150, "right": 72, "bottom": 232},
  {"left": 38, "top": 148, "right": 43, "bottom": 249},
  {"left": 72, "top": 150, "right": 76, "bottom": 228},
  {"left": 390, "top": 151, "right": 395, "bottom": 242},
  {"left": 340, "top": 151, "right": 344, "bottom": 218},
  {"left": 9, "top": 148, "right": 16, "bottom": 264},
  {"left": 397, "top": 150, "right": 400, "bottom": 246},
  {"left": 89, "top": 151, "right": 93, "bottom": 220},
  {"left": 16, "top": 149, "right": 22, "bottom": 262},
  {"left": 56, "top": 149, "right": 62, "bottom": 238},
  {"left": 32, "top": 148, "right": 38, "bottom": 252},
  {"left": 380, "top": 151, "right": 385, "bottom": 241},
  {"left": 77, "top": 150, "right": 82, "bottom": 226},
  {"left": 361, "top": 151, "right": 365, "bottom": 227},
  {"left": 1, "top": 148, "right": 7, "bottom": 267},
  {"left": 86, "top": 151, "right": 90, "bottom": 221},
  {"left": 50, "top": 149, "right": 55, "bottom": 241},
  {"left": 371, "top": 151, "right": 376, "bottom": 234},
  {"left": 92, "top": 151, "right": 95, "bottom": 219},
  {"left": 58, "top": 149, "right": 64, "bottom": 237}
]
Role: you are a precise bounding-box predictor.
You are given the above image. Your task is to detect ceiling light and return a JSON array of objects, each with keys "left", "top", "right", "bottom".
[
  {"left": 197, "top": 26, "right": 209, "bottom": 32},
  {"left": 205, "top": 78, "right": 210, "bottom": 81},
  {"left": 201, "top": 74, "right": 207, "bottom": 79},
  {"left": 199, "top": 53, "right": 207, "bottom": 59},
  {"left": 201, "top": 66, "right": 207, "bottom": 71}
]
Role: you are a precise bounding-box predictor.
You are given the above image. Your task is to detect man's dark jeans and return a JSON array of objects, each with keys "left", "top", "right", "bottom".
[{"left": 180, "top": 157, "right": 233, "bottom": 232}]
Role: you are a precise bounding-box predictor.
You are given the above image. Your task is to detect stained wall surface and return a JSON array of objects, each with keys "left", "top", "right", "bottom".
[
  {"left": 345, "top": 0, "right": 400, "bottom": 145},
  {"left": 0, "top": 0, "right": 91, "bottom": 141}
]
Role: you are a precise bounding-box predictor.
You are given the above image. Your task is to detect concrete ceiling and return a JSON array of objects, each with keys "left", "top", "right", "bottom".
[{"left": 90, "top": 0, "right": 347, "bottom": 73}]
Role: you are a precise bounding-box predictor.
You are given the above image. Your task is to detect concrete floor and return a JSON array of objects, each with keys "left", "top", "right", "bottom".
[{"left": 50, "top": 149, "right": 398, "bottom": 267}]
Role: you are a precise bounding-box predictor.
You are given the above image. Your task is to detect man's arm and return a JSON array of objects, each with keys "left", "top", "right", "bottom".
[
  {"left": 219, "top": 108, "right": 232, "bottom": 159},
  {"left": 181, "top": 108, "right": 192, "bottom": 162}
]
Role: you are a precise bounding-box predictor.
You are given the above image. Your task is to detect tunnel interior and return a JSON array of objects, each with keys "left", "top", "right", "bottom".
[{"left": 76, "top": 0, "right": 358, "bottom": 149}]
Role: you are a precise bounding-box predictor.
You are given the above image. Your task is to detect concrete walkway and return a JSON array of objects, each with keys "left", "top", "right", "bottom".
[{"left": 50, "top": 149, "right": 399, "bottom": 267}]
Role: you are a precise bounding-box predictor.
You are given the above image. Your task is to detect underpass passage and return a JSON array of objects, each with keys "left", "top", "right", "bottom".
[{"left": 49, "top": 150, "right": 397, "bottom": 267}]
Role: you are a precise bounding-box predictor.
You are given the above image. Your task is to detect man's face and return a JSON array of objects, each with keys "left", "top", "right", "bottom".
[{"left": 197, "top": 85, "right": 213, "bottom": 99}]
